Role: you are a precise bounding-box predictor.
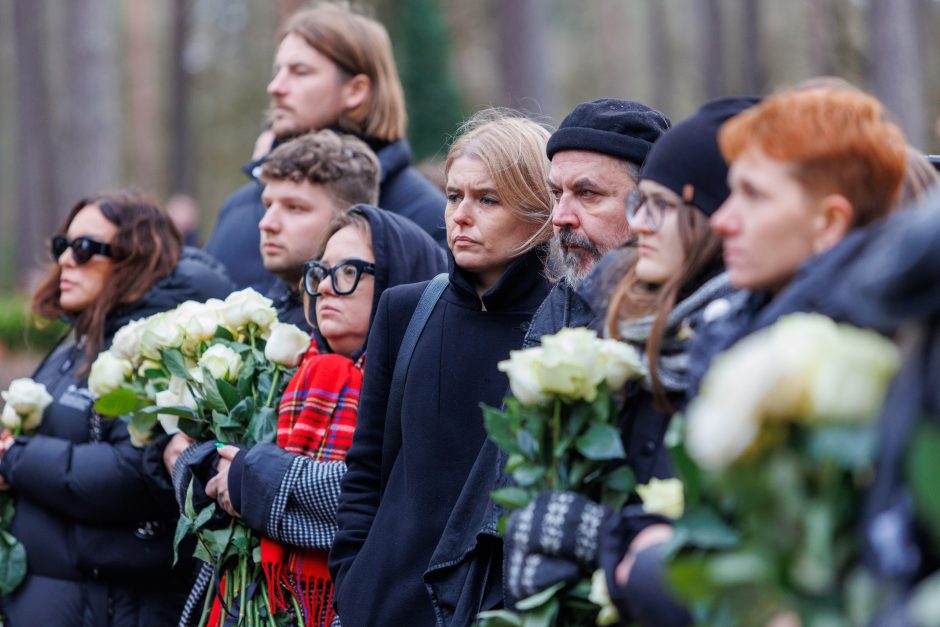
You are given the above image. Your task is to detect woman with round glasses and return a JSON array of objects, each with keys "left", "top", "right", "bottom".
[
  {"left": 0, "top": 191, "right": 233, "bottom": 626},
  {"left": 330, "top": 110, "right": 554, "bottom": 626},
  {"left": 187, "top": 205, "right": 445, "bottom": 626}
]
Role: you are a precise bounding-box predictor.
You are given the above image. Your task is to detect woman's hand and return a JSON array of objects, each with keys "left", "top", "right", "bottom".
[
  {"left": 205, "top": 445, "right": 241, "bottom": 518},
  {"left": 163, "top": 432, "right": 195, "bottom": 477},
  {"left": 614, "top": 523, "right": 675, "bottom": 587}
]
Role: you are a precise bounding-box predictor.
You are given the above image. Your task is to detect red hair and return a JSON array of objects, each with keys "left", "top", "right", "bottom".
[{"left": 719, "top": 88, "right": 906, "bottom": 227}]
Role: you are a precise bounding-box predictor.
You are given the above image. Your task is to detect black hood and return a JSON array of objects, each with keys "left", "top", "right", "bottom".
[
  {"left": 105, "top": 247, "right": 235, "bottom": 338},
  {"left": 313, "top": 204, "right": 447, "bottom": 353}
]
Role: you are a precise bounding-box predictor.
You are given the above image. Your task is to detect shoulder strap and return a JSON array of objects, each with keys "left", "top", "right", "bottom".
[{"left": 380, "top": 273, "right": 449, "bottom": 490}]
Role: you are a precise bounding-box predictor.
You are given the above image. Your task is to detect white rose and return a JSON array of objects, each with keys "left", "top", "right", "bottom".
[
  {"left": 806, "top": 324, "right": 899, "bottom": 423},
  {"left": 126, "top": 422, "right": 153, "bottom": 447},
  {"left": 139, "top": 312, "right": 185, "bottom": 360},
  {"left": 264, "top": 322, "right": 311, "bottom": 368},
  {"left": 636, "top": 477, "right": 685, "bottom": 519},
  {"left": 87, "top": 351, "right": 134, "bottom": 397},
  {"left": 2, "top": 378, "right": 54, "bottom": 417},
  {"left": 198, "top": 344, "right": 243, "bottom": 382},
  {"left": 1, "top": 405, "right": 22, "bottom": 431},
  {"left": 137, "top": 359, "right": 163, "bottom": 376},
  {"left": 220, "top": 288, "right": 277, "bottom": 332},
  {"left": 588, "top": 569, "right": 620, "bottom": 626},
  {"left": 111, "top": 317, "right": 148, "bottom": 364},
  {"left": 596, "top": 340, "right": 645, "bottom": 390},
  {"left": 176, "top": 300, "right": 225, "bottom": 355},
  {"left": 539, "top": 328, "right": 604, "bottom": 401},
  {"left": 153, "top": 376, "right": 197, "bottom": 434},
  {"left": 498, "top": 347, "right": 549, "bottom": 406}
]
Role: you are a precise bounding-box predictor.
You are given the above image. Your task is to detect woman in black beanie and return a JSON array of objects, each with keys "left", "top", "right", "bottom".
[{"left": 503, "top": 97, "right": 758, "bottom": 627}]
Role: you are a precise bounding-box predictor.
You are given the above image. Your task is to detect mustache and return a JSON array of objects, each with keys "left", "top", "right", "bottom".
[{"left": 557, "top": 228, "right": 600, "bottom": 258}]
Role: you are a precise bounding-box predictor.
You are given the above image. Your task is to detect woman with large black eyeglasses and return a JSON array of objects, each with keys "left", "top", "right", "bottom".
[
  {"left": 191, "top": 204, "right": 445, "bottom": 626},
  {"left": 0, "top": 191, "right": 233, "bottom": 626}
]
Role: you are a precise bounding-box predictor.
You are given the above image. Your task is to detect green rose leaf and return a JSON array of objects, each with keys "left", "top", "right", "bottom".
[
  {"left": 161, "top": 348, "right": 191, "bottom": 380},
  {"left": 483, "top": 404, "right": 520, "bottom": 455},
  {"left": 603, "top": 465, "right": 635, "bottom": 492},
  {"left": 906, "top": 422, "right": 940, "bottom": 548},
  {"left": 193, "top": 503, "right": 217, "bottom": 530},
  {"left": 130, "top": 410, "right": 158, "bottom": 433},
  {"left": 475, "top": 609, "right": 523, "bottom": 626},
  {"left": 214, "top": 325, "right": 235, "bottom": 341},
  {"left": 513, "top": 463, "right": 546, "bottom": 487},
  {"left": 248, "top": 406, "right": 278, "bottom": 446},
  {"left": 94, "top": 388, "right": 147, "bottom": 416},
  {"left": 201, "top": 368, "right": 228, "bottom": 413},
  {"left": 216, "top": 379, "right": 241, "bottom": 413},
  {"left": 490, "top": 487, "right": 531, "bottom": 510},
  {"left": 675, "top": 507, "right": 740, "bottom": 550},
  {"left": 172, "top": 514, "right": 193, "bottom": 566},
  {"left": 575, "top": 424, "right": 625, "bottom": 460},
  {"left": 0, "top": 538, "right": 27, "bottom": 594},
  {"left": 514, "top": 581, "right": 565, "bottom": 611}
]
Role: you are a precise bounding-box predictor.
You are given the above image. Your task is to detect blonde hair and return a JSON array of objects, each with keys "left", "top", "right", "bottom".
[
  {"left": 282, "top": 2, "right": 406, "bottom": 142},
  {"left": 445, "top": 109, "right": 554, "bottom": 252}
]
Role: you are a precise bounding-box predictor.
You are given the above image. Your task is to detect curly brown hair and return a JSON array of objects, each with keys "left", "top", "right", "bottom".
[
  {"left": 32, "top": 191, "right": 182, "bottom": 372},
  {"left": 260, "top": 129, "right": 380, "bottom": 209}
]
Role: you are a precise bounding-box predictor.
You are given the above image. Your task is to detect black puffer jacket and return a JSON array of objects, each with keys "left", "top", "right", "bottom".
[
  {"left": 0, "top": 248, "right": 233, "bottom": 627},
  {"left": 330, "top": 247, "right": 550, "bottom": 627},
  {"left": 205, "top": 138, "right": 446, "bottom": 292}
]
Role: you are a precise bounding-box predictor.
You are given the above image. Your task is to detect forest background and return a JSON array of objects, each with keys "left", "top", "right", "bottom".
[{"left": 1, "top": 0, "right": 939, "bottom": 381}]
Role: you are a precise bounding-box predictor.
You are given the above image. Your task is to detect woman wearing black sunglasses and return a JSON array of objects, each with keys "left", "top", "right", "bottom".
[
  {"left": 0, "top": 191, "right": 233, "bottom": 627},
  {"left": 173, "top": 204, "right": 445, "bottom": 626}
]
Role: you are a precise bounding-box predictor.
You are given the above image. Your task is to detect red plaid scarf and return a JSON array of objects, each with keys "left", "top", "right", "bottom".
[{"left": 255, "top": 340, "right": 364, "bottom": 626}]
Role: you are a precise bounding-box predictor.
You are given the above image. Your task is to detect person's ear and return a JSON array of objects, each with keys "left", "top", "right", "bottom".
[
  {"left": 341, "top": 74, "right": 371, "bottom": 112},
  {"left": 811, "top": 193, "right": 853, "bottom": 254}
]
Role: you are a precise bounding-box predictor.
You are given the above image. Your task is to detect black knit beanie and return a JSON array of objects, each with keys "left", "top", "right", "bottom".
[
  {"left": 639, "top": 96, "right": 760, "bottom": 217},
  {"left": 546, "top": 99, "right": 671, "bottom": 165}
]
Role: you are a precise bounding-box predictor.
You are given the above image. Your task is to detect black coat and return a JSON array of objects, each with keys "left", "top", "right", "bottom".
[
  {"left": 330, "top": 247, "right": 550, "bottom": 627},
  {"left": 0, "top": 249, "right": 233, "bottom": 627},
  {"left": 266, "top": 278, "right": 311, "bottom": 332},
  {"left": 227, "top": 205, "right": 447, "bottom": 536},
  {"left": 204, "top": 138, "right": 447, "bottom": 292}
]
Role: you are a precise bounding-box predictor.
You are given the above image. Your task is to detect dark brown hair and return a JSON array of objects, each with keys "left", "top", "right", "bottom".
[
  {"left": 32, "top": 191, "right": 182, "bottom": 371},
  {"left": 261, "top": 129, "right": 380, "bottom": 210},
  {"left": 606, "top": 205, "right": 721, "bottom": 411}
]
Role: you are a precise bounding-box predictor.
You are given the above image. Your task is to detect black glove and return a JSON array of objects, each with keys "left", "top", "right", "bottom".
[{"left": 504, "top": 491, "right": 612, "bottom": 603}]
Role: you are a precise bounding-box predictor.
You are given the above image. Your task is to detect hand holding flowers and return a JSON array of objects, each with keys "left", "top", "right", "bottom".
[{"left": 479, "top": 328, "right": 645, "bottom": 627}]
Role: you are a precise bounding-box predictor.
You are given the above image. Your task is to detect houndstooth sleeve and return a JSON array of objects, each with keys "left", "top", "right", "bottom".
[{"left": 264, "top": 456, "right": 347, "bottom": 549}]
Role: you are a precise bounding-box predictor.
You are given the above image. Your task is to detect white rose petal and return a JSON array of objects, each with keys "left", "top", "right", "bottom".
[
  {"left": 636, "top": 478, "right": 685, "bottom": 519},
  {"left": 596, "top": 340, "right": 645, "bottom": 390},
  {"left": 588, "top": 569, "right": 620, "bottom": 626},
  {"left": 139, "top": 312, "right": 185, "bottom": 360},
  {"left": 176, "top": 300, "right": 225, "bottom": 355},
  {"left": 88, "top": 351, "right": 134, "bottom": 397},
  {"left": 198, "top": 344, "right": 243, "bottom": 382},
  {"left": 220, "top": 288, "right": 277, "bottom": 333},
  {"left": 1, "top": 378, "right": 54, "bottom": 418},
  {"left": 264, "top": 322, "right": 311, "bottom": 367},
  {"left": 111, "top": 317, "right": 148, "bottom": 365},
  {"left": 1, "top": 405, "right": 22, "bottom": 430},
  {"left": 498, "top": 348, "right": 549, "bottom": 406},
  {"left": 126, "top": 422, "right": 153, "bottom": 447}
]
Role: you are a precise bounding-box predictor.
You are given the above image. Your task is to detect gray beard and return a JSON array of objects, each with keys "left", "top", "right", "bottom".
[{"left": 549, "top": 231, "right": 600, "bottom": 287}]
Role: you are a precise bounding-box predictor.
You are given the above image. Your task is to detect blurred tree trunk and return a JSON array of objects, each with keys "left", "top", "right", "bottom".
[
  {"left": 12, "top": 0, "right": 58, "bottom": 287},
  {"left": 696, "top": 0, "right": 725, "bottom": 101},
  {"left": 61, "top": 0, "right": 120, "bottom": 202},
  {"left": 169, "top": 0, "right": 193, "bottom": 193},
  {"left": 740, "top": 0, "right": 764, "bottom": 94},
  {"left": 648, "top": 0, "right": 674, "bottom": 115},
  {"left": 869, "top": 0, "right": 925, "bottom": 147},
  {"left": 125, "top": 0, "right": 163, "bottom": 195},
  {"left": 496, "top": 0, "right": 551, "bottom": 115},
  {"left": 807, "top": 0, "right": 834, "bottom": 75}
]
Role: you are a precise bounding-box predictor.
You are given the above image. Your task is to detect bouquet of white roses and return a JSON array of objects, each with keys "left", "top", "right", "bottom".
[
  {"left": 89, "top": 287, "right": 310, "bottom": 625},
  {"left": 0, "top": 378, "right": 53, "bottom": 594},
  {"left": 665, "top": 313, "right": 900, "bottom": 626},
  {"left": 478, "top": 327, "right": 645, "bottom": 627}
]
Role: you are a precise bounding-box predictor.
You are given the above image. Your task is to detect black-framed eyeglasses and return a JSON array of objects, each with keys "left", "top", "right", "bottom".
[
  {"left": 625, "top": 190, "right": 679, "bottom": 233},
  {"left": 303, "top": 258, "right": 375, "bottom": 296},
  {"left": 50, "top": 235, "right": 113, "bottom": 265}
]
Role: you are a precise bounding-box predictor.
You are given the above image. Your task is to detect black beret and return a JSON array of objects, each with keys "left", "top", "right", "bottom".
[{"left": 546, "top": 99, "right": 671, "bottom": 165}]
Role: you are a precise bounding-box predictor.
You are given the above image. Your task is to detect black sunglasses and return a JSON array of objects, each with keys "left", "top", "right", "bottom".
[
  {"left": 51, "top": 235, "right": 113, "bottom": 265},
  {"left": 303, "top": 258, "right": 375, "bottom": 296}
]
